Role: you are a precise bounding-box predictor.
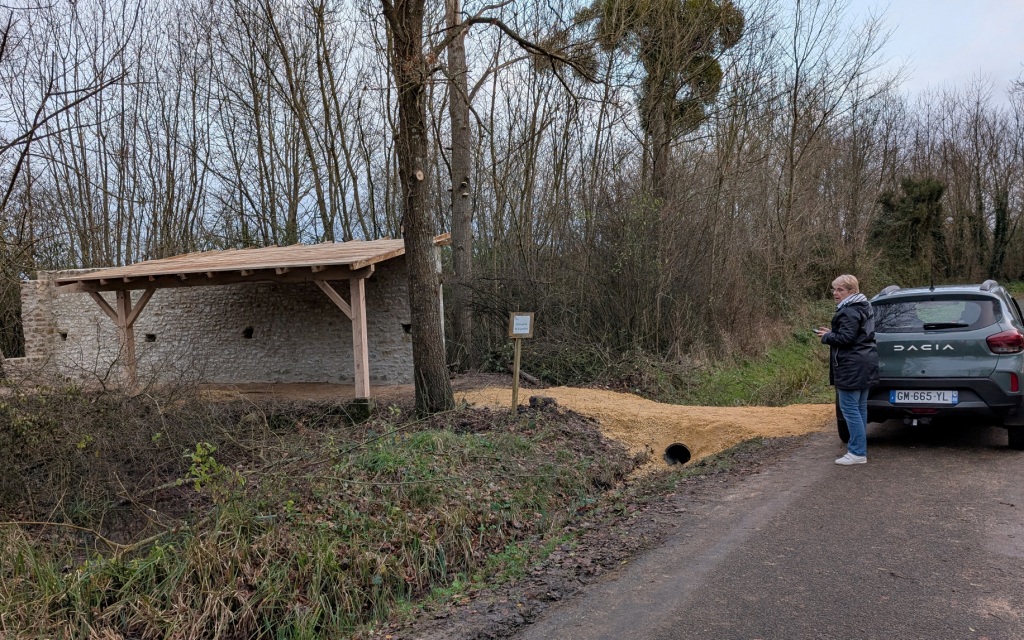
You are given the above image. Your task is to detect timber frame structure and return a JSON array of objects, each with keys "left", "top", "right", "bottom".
[{"left": 50, "top": 235, "right": 450, "bottom": 397}]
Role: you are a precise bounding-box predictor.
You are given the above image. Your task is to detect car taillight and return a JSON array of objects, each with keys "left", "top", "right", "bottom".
[
  {"left": 1012, "top": 373, "right": 1020, "bottom": 393},
  {"left": 987, "top": 329, "right": 1024, "bottom": 354}
]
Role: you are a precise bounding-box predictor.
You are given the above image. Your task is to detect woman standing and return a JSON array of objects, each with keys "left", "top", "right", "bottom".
[{"left": 815, "top": 274, "right": 879, "bottom": 465}]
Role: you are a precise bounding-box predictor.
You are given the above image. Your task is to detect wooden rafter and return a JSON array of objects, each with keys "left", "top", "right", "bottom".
[
  {"left": 58, "top": 265, "right": 391, "bottom": 293},
  {"left": 51, "top": 235, "right": 449, "bottom": 292}
]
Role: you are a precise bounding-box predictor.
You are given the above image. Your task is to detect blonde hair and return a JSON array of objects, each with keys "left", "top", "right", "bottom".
[{"left": 832, "top": 274, "right": 860, "bottom": 294}]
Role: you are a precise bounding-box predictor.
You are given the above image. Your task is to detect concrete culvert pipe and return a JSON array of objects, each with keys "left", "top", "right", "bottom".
[{"left": 664, "top": 442, "right": 692, "bottom": 465}]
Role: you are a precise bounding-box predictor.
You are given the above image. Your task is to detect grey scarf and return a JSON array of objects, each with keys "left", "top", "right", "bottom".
[{"left": 837, "top": 292, "right": 868, "bottom": 309}]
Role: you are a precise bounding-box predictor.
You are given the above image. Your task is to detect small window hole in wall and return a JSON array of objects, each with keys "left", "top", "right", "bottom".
[
  {"left": 401, "top": 323, "right": 412, "bottom": 334},
  {"left": 59, "top": 332, "right": 68, "bottom": 341},
  {"left": 242, "top": 326, "right": 255, "bottom": 339},
  {"left": 144, "top": 334, "right": 157, "bottom": 343}
]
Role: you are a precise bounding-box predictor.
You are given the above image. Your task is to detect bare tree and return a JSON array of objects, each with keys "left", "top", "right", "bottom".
[
  {"left": 577, "top": 0, "right": 745, "bottom": 200},
  {"left": 767, "top": 0, "right": 896, "bottom": 293},
  {"left": 379, "top": 0, "right": 454, "bottom": 413},
  {"left": 445, "top": 0, "right": 475, "bottom": 371}
]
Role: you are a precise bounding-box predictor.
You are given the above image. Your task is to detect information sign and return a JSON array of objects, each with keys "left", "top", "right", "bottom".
[
  {"left": 508, "top": 312, "right": 535, "bottom": 410},
  {"left": 508, "top": 312, "right": 535, "bottom": 338}
]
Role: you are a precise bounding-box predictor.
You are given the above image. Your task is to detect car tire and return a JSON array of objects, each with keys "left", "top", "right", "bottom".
[
  {"left": 837, "top": 417, "right": 850, "bottom": 443},
  {"left": 836, "top": 400, "right": 850, "bottom": 443},
  {"left": 1009, "top": 427, "right": 1024, "bottom": 451}
]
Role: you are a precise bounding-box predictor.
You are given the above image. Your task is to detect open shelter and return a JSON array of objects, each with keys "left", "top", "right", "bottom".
[{"left": 14, "top": 235, "right": 449, "bottom": 398}]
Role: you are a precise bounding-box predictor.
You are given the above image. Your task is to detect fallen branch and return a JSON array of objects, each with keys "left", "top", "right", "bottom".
[{"left": 518, "top": 369, "right": 540, "bottom": 386}]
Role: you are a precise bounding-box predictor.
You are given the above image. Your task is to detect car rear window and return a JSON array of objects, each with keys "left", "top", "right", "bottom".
[{"left": 872, "top": 297, "right": 1001, "bottom": 334}]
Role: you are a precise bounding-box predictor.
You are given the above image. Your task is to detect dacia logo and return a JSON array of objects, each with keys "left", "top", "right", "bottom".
[{"left": 892, "top": 344, "right": 955, "bottom": 352}]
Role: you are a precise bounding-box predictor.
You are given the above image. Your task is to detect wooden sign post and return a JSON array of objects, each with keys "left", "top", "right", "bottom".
[{"left": 508, "top": 312, "right": 535, "bottom": 410}]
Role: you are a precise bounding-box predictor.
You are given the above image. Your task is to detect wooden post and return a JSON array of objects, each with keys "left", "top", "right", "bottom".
[
  {"left": 507, "top": 312, "right": 534, "bottom": 412},
  {"left": 314, "top": 268, "right": 374, "bottom": 401},
  {"left": 511, "top": 337, "right": 522, "bottom": 410},
  {"left": 115, "top": 290, "right": 138, "bottom": 389},
  {"left": 350, "top": 276, "right": 370, "bottom": 399},
  {"left": 88, "top": 288, "right": 155, "bottom": 391}
]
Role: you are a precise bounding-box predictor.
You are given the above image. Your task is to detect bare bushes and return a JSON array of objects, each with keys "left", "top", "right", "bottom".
[
  {"left": 0, "top": 381, "right": 241, "bottom": 528},
  {"left": 0, "top": 386, "right": 636, "bottom": 637},
  {"left": 473, "top": 183, "right": 805, "bottom": 388},
  {"left": 0, "top": 266, "right": 25, "bottom": 362},
  {"left": 0, "top": 377, "right": 367, "bottom": 530}
]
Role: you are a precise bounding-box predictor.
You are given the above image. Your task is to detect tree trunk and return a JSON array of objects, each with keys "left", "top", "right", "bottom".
[
  {"left": 989, "top": 185, "right": 1010, "bottom": 278},
  {"left": 446, "top": 0, "right": 475, "bottom": 371},
  {"left": 643, "top": 72, "right": 673, "bottom": 202},
  {"left": 382, "top": 0, "right": 455, "bottom": 415}
]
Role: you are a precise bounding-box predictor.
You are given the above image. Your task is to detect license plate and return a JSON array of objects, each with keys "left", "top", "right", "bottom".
[{"left": 890, "top": 390, "right": 958, "bottom": 405}]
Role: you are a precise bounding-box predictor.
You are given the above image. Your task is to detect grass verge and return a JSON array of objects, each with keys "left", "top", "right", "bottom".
[{"left": 676, "top": 330, "right": 832, "bottom": 406}]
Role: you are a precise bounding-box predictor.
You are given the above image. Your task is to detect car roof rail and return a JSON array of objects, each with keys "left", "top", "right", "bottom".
[
  {"left": 980, "top": 279, "right": 999, "bottom": 291},
  {"left": 877, "top": 285, "right": 901, "bottom": 296}
]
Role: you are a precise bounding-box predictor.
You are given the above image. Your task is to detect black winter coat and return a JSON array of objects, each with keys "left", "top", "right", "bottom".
[{"left": 822, "top": 299, "right": 879, "bottom": 390}]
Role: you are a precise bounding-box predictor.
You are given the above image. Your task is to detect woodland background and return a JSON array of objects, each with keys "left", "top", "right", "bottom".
[{"left": 1, "top": 0, "right": 1022, "bottom": 378}]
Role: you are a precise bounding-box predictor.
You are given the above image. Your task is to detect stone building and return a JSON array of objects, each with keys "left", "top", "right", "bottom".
[{"left": 4, "top": 237, "right": 444, "bottom": 396}]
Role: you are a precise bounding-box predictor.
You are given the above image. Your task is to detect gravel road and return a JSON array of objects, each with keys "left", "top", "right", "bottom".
[{"left": 513, "top": 421, "right": 1024, "bottom": 640}]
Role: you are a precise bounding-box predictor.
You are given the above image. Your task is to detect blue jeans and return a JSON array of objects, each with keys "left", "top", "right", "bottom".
[{"left": 837, "top": 388, "right": 869, "bottom": 457}]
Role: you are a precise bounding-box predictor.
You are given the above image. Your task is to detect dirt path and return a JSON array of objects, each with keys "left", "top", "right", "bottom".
[
  {"left": 458, "top": 386, "right": 834, "bottom": 472},
  {"left": 200, "top": 377, "right": 835, "bottom": 472}
]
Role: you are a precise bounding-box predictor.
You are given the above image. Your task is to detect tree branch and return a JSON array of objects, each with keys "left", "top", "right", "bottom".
[{"left": 432, "top": 15, "right": 597, "bottom": 84}]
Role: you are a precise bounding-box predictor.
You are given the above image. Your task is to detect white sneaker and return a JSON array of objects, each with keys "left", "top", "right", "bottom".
[{"left": 835, "top": 453, "right": 867, "bottom": 465}]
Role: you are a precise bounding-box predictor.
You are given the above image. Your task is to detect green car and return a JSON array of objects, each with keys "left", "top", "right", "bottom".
[{"left": 845, "top": 280, "right": 1024, "bottom": 450}]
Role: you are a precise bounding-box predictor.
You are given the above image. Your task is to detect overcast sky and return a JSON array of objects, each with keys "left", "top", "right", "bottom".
[{"left": 860, "top": 0, "right": 1024, "bottom": 98}]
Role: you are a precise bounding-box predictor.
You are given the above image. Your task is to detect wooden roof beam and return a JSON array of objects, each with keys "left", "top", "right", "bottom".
[
  {"left": 126, "top": 288, "right": 156, "bottom": 327},
  {"left": 315, "top": 280, "right": 352, "bottom": 319},
  {"left": 348, "top": 264, "right": 376, "bottom": 280},
  {"left": 55, "top": 265, "right": 367, "bottom": 293},
  {"left": 88, "top": 292, "right": 118, "bottom": 323}
]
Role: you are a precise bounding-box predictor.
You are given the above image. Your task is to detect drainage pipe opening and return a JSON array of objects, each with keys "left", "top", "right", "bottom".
[{"left": 664, "top": 442, "right": 692, "bottom": 466}]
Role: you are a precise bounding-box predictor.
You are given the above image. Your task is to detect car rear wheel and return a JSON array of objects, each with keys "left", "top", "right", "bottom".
[
  {"left": 836, "top": 399, "right": 850, "bottom": 443},
  {"left": 1009, "top": 427, "right": 1024, "bottom": 450}
]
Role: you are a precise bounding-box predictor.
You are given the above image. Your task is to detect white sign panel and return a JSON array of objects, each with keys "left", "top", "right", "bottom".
[{"left": 508, "top": 312, "right": 535, "bottom": 338}]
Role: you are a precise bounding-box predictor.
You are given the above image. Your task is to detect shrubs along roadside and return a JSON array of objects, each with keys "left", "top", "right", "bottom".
[{"left": 0, "top": 383, "right": 636, "bottom": 638}]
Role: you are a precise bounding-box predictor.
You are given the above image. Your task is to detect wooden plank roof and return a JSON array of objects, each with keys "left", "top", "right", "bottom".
[{"left": 53, "top": 234, "right": 450, "bottom": 293}]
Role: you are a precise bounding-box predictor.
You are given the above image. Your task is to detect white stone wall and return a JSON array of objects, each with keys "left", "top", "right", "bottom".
[{"left": 19, "top": 258, "right": 414, "bottom": 385}]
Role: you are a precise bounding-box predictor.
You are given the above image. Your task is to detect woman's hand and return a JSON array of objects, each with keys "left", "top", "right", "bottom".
[{"left": 814, "top": 326, "right": 829, "bottom": 338}]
